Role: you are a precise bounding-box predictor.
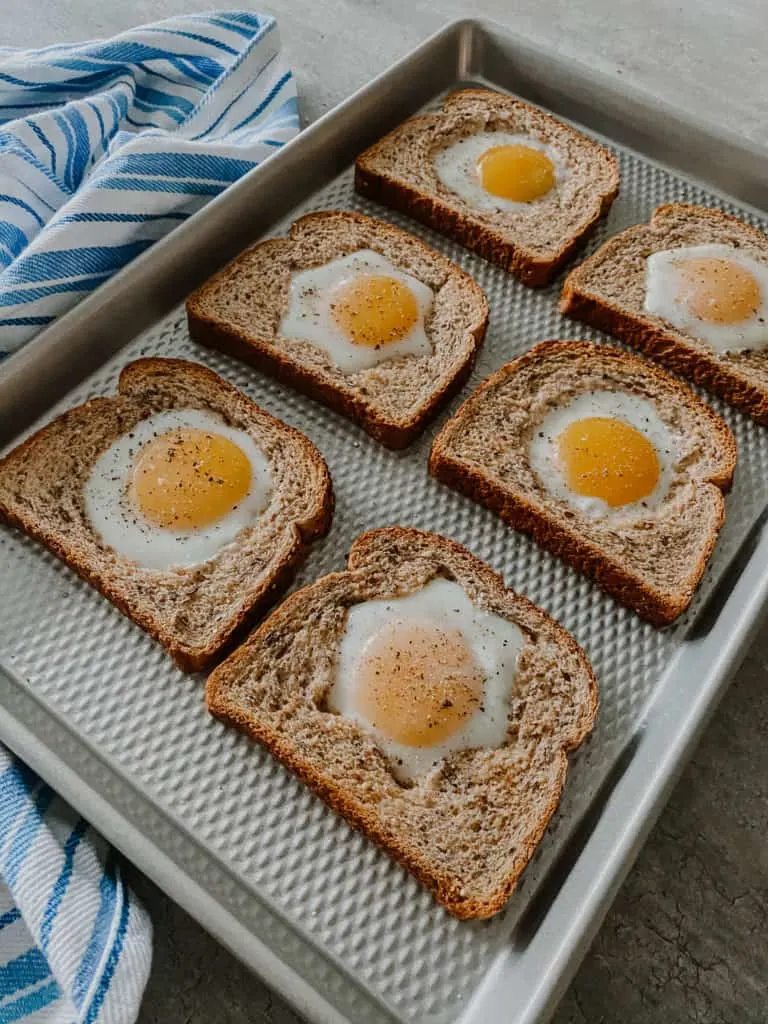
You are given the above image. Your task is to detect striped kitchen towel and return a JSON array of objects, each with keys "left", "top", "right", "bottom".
[
  {"left": 0, "top": 10, "right": 299, "bottom": 355},
  {"left": 0, "top": 751, "right": 152, "bottom": 1023}
]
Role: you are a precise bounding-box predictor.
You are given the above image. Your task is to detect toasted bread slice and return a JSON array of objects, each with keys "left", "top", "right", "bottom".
[
  {"left": 0, "top": 358, "right": 333, "bottom": 670},
  {"left": 207, "top": 526, "right": 597, "bottom": 919},
  {"left": 430, "top": 341, "right": 736, "bottom": 625},
  {"left": 186, "top": 210, "right": 489, "bottom": 449},
  {"left": 560, "top": 204, "right": 768, "bottom": 423},
  {"left": 355, "top": 88, "right": 619, "bottom": 286}
]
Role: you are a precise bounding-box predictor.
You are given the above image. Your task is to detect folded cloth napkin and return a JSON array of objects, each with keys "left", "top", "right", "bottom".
[
  {"left": 0, "top": 751, "right": 152, "bottom": 1022},
  {"left": 0, "top": 10, "right": 299, "bottom": 355}
]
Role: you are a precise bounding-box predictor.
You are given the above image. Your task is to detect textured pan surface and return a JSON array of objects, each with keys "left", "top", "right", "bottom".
[{"left": 1, "top": 93, "right": 768, "bottom": 1024}]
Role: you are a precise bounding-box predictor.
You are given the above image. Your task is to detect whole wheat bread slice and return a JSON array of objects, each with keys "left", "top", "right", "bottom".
[
  {"left": 206, "top": 526, "right": 597, "bottom": 919},
  {"left": 430, "top": 341, "right": 736, "bottom": 625},
  {"left": 561, "top": 204, "right": 768, "bottom": 423},
  {"left": 186, "top": 210, "right": 489, "bottom": 448},
  {"left": 0, "top": 358, "right": 333, "bottom": 670},
  {"left": 355, "top": 88, "right": 619, "bottom": 286}
]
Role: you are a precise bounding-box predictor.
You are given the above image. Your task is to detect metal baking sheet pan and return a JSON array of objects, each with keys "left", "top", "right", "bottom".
[{"left": 1, "top": 19, "right": 767, "bottom": 1024}]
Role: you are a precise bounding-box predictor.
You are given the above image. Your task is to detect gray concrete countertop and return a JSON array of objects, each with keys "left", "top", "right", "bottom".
[{"left": 3, "top": 1, "right": 767, "bottom": 1020}]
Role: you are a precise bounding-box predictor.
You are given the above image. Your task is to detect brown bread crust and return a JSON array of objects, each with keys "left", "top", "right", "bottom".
[
  {"left": 429, "top": 341, "right": 736, "bottom": 625},
  {"left": 187, "top": 210, "right": 489, "bottom": 449},
  {"left": 207, "top": 527, "right": 598, "bottom": 918},
  {"left": 560, "top": 204, "right": 768, "bottom": 423},
  {"left": 0, "top": 358, "right": 334, "bottom": 670},
  {"left": 355, "top": 88, "right": 619, "bottom": 286}
]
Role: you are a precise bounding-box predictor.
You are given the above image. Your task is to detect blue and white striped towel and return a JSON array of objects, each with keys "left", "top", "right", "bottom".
[
  {"left": 0, "top": 10, "right": 299, "bottom": 354},
  {"left": 0, "top": 751, "right": 152, "bottom": 1022}
]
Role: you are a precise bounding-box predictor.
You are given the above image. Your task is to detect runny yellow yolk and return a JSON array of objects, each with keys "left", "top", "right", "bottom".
[
  {"left": 355, "top": 621, "right": 483, "bottom": 747},
  {"left": 330, "top": 274, "right": 419, "bottom": 347},
  {"left": 130, "top": 428, "right": 252, "bottom": 529},
  {"left": 477, "top": 144, "right": 555, "bottom": 203},
  {"left": 557, "top": 417, "right": 660, "bottom": 507},
  {"left": 673, "top": 256, "right": 761, "bottom": 325}
]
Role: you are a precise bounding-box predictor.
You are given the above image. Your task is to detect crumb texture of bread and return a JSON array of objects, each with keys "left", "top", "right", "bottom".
[
  {"left": 206, "top": 526, "right": 598, "bottom": 919},
  {"left": 430, "top": 341, "right": 736, "bottom": 625},
  {"left": 186, "top": 210, "right": 489, "bottom": 448},
  {"left": 0, "top": 358, "right": 333, "bottom": 670},
  {"left": 355, "top": 88, "right": 619, "bottom": 286},
  {"left": 561, "top": 204, "right": 768, "bottom": 423}
]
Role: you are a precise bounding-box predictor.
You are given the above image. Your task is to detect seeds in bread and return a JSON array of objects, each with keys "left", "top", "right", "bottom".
[
  {"left": 206, "top": 526, "right": 597, "bottom": 919},
  {"left": 560, "top": 204, "right": 768, "bottom": 424},
  {"left": 430, "top": 341, "right": 736, "bottom": 626},
  {"left": 0, "top": 358, "right": 333, "bottom": 671},
  {"left": 186, "top": 210, "right": 489, "bottom": 449},
  {"left": 355, "top": 88, "right": 619, "bottom": 287}
]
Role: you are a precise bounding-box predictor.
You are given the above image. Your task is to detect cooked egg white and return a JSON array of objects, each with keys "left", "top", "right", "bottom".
[
  {"left": 279, "top": 250, "right": 434, "bottom": 373},
  {"left": 84, "top": 408, "right": 272, "bottom": 570},
  {"left": 434, "top": 131, "right": 568, "bottom": 213},
  {"left": 328, "top": 577, "right": 523, "bottom": 783},
  {"left": 529, "top": 390, "right": 679, "bottom": 521},
  {"left": 644, "top": 243, "right": 768, "bottom": 353}
]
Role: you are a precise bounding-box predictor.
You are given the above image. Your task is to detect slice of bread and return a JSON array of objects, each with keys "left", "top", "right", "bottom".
[
  {"left": 186, "top": 210, "right": 489, "bottom": 449},
  {"left": 430, "top": 341, "right": 736, "bottom": 625},
  {"left": 206, "top": 526, "right": 597, "bottom": 919},
  {"left": 561, "top": 204, "right": 768, "bottom": 423},
  {"left": 355, "top": 88, "right": 619, "bottom": 286},
  {"left": 0, "top": 358, "right": 333, "bottom": 671}
]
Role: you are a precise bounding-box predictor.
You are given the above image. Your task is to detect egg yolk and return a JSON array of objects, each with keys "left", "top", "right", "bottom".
[
  {"left": 673, "top": 256, "right": 761, "bottom": 325},
  {"left": 330, "top": 274, "right": 419, "bottom": 347},
  {"left": 557, "top": 417, "right": 660, "bottom": 507},
  {"left": 476, "top": 144, "right": 555, "bottom": 202},
  {"left": 355, "top": 620, "right": 483, "bottom": 747},
  {"left": 130, "top": 428, "right": 252, "bottom": 529}
]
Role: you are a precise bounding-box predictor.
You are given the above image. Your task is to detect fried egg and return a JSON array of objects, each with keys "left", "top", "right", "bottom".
[
  {"left": 279, "top": 250, "right": 434, "bottom": 373},
  {"left": 434, "top": 132, "right": 567, "bottom": 213},
  {"left": 84, "top": 409, "right": 272, "bottom": 570},
  {"left": 328, "top": 577, "right": 523, "bottom": 783},
  {"left": 529, "top": 391, "right": 678, "bottom": 520},
  {"left": 644, "top": 243, "right": 768, "bottom": 353}
]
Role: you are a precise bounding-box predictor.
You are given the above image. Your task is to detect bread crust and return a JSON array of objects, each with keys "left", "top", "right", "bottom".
[
  {"left": 560, "top": 204, "right": 768, "bottom": 423},
  {"left": 429, "top": 341, "right": 736, "bottom": 626},
  {"left": 187, "top": 210, "right": 489, "bottom": 449},
  {"left": 0, "top": 358, "right": 334, "bottom": 671},
  {"left": 207, "top": 527, "right": 598, "bottom": 919},
  {"left": 355, "top": 88, "right": 620, "bottom": 287}
]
